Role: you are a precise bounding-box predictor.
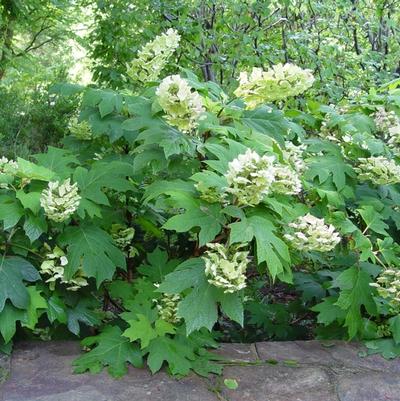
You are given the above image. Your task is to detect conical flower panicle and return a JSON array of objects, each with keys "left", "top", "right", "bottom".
[
  {"left": 284, "top": 214, "right": 341, "bottom": 252},
  {"left": 203, "top": 243, "right": 249, "bottom": 293},
  {"left": 370, "top": 268, "right": 400, "bottom": 314},
  {"left": 127, "top": 28, "right": 180, "bottom": 83},
  {"left": 224, "top": 149, "right": 276, "bottom": 206},
  {"left": 156, "top": 75, "right": 204, "bottom": 133},
  {"left": 234, "top": 63, "right": 314, "bottom": 109},
  {"left": 355, "top": 157, "right": 400, "bottom": 185},
  {"left": 40, "top": 178, "right": 81, "bottom": 222}
]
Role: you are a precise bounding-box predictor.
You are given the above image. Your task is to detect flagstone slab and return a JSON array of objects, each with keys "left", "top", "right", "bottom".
[
  {"left": 0, "top": 341, "right": 216, "bottom": 401},
  {"left": 1, "top": 340, "right": 400, "bottom": 401}
]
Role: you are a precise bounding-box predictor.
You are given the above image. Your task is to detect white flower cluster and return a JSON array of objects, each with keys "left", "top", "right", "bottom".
[
  {"left": 373, "top": 107, "right": 400, "bottom": 153},
  {"left": 224, "top": 148, "right": 302, "bottom": 206},
  {"left": 203, "top": 243, "right": 249, "bottom": 293},
  {"left": 195, "top": 181, "right": 225, "bottom": 204},
  {"left": 127, "top": 28, "right": 180, "bottom": 83},
  {"left": 272, "top": 165, "right": 302, "bottom": 195},
  {"left": 355, "top": 157, "right": 400, "bottom": 185},
  {"left": 224, "top": 149, "right": 276, "bottom": 206},
  {"left": 374, "top": 107, "right": 399, "bottom": 133},
  {"left": 68, "top": 118, "right": 92, "bottom": 141},
  {"left": 154, "top": 286, "right": 181, "bottom": 324},
  {"left": 39, "top": 245, "right": 88, "bottom": 291},
  {"left": 0, "top": 156, "right": 18, "bottom": 188},
  {"left": 0, "top": 156, "right": 18, "bottom": 175},
  {"left": 156, "top": 75, "right": 204, "bottom": 133},
  {"left": 234, "top": 63, "right": 315, "bottom": 109},
  {"left": 110, "top": 224, "right": 136, "bottom": 256},
  {"left": 40, "top": 179, "right": 81, "bottom": 222},
  {"left": 284, "top": 214, "right": 341, "bottom": 252},
  {"left": 110, "top": 224, "right": 135, "bottom": 249},
  {"left": 283, "top": 141, "right": 307, "bottom": 174},
  {"left": 370, "top": 268, "right": 400, "bottom": 313}
]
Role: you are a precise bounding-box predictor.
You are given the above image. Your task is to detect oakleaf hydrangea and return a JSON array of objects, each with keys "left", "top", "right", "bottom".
[
  {"left": 110, "top": 224, "right": 136, "bottom": 257},
  {"left": 127, "top": 28, "right": 180, "bottom": 83},
  {"left": 272, "top": 165, "right": 302, "bottom": 195},
  {"left": 69, "top": 118, "right": 92, "bottom": 140},
  {"left": 234, "top": 63, "right": 314, "bottom": 109},
  {"left": 0, "top": 156, "right": 18, "bottom": 175},
  {"left": 374, "top": 107, "right": 399, "bottom": 133},
  {"left": 154, "top": 285, "right": 181, "bottom": 324},
  {"left": 355, "top": 156, "right": 400, "bottom": 185},
  {"left": 283, "top": 141, "right": 307, "bottom": 174},
  {"left": 203, "top": 243, "right": 249, "bottom": 293},
  {"left": 370, "top": 268, "right": 400, "bottom": 314},
  {"left": 224, "top": 149, "right": 276, "bottom": 206},
  {"left": 373, "top": 107, "right": 400, "bottom": 153},
  {"left": 0, "top": 156, "right": 18, "bottom": 188},
  {"left": 40, "top": 178, "right": 81, "bottom": 222},
  {"left": 156, "top": 74, "right": 204, "bottom": 133},
  {"left": 284, "top": 214, "right": 341, "bottom": 252},
  {"left": 39, "top": 245, "right": 88, "bottom": 291}
]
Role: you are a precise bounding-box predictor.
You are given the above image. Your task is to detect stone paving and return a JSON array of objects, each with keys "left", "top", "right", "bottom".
[{"left": 0, "top": 340, "right": 399, "bottom": 401}]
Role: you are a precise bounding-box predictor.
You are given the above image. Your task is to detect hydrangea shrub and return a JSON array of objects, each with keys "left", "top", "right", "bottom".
[{"left": 1, "top": 30, "right": 400, "bottom": 375}]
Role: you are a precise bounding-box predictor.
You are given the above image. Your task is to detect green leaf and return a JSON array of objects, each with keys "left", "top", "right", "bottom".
[
  {"left": 34, "top": 147, "right": 79, "bottom": 178},
  {"left": 163, "top": 193, "right": 225, "bottom": 246},
  {"left": 311, "top": 297, "right": 347, "bottom": 325},
  {"left": 229, "top": 213, "right": 290, "bottom": 280},
  {"left": 23, "top": 213, "right": 47, "bottom": 242},
  {"left": 224, "top": 379, "right": 239, "bottom": 390},
  {"left": 357, "top": 205, "right": 389, "bottom": 235},
  {"left": 306, "top": 155, "right": 354, "bottom": 190},
  {"left": 0, "top": 196, "right": 24, "bottom": 229},
  {"left": 334, "top": 266, "right": 377, "bottom": 338},
  {"left": 365, "top": 338, "right": 400, "bottom": 359},
  {"left": 73, "top": 326, "right": 143, "bottom": 378},
  {"left": 177, "top": 278, "right": 218, "bottom": 334},
  {"left": 0, "top": 256, "right": 40, "bottom": 312},
  {"left": 16, "top": 158, "right": 55, "bottom": 181},
  {"left": 47, "top": 295, "right": 67, "bottom": 324},
  {"left": 146, "top": 336, "right": 194, "bottom": 375},
  {"left": 389, "top": 315, "right": 400, "bottom": 344},
  {"left": 59, "top": 224, "right": 126, "bottom": 286},
  {"left": 219, "top": 292, "right": 244, "bottom": 327},
  {"left": 16, "top": 191, "right": 42, "bottom": 214},
  {"left": 66, "top": 299, "right": 102, "bottom": 336},
  {"left": 73, "top": 161, "right": 133, "bottom": 211},
  {"left": 23, "top": 287, "right": 47, "bottom": 329},
  {"left": 122, "top": 314, "right": 158, "bottom": 349},
  {"left": 0, "top": 303, "right": 26, "bottom": 343},
  {"left": 137, "top": 248, "right": 179, "bottom": 282},
  {"left": 241, "top": 107, "right": 290, "bottom": 145},
  {"left": 157, "top": 258, "right": 205, "bottom": 294}
]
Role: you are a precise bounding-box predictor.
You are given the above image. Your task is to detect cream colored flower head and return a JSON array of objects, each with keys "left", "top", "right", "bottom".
[
  {"left": 284, "top": 214, "right": 341, "bottom": 252},
  {"left": 370, "top": 268, "right": 400, "bottom": 314},
  {"left": 224, "top": 149, "right": 276, "bottom": 206},
  {"left": 156, "top": 75, "right": 204, "bottom": 133},
  {"left": 234, "top": 63, "right": 314, "bottom": 109},
  {"left": 127, "top": 28, "right": 180, "bottom": 83},
  {"left": 68, "top": 118, "right": 92, "bottom": 141},
  {"left": 283, "top": 141, "right": 307, "bottom": 174},
  {"left": 355, "top": 156, "right": 400, "bottom": 185},
  {"left": 154, "top": 285, "right": 181, "bottom": 324},
  {"left": 272, "top": 165, "right": 302, "bottom": 195},
  {"left": 203, "top": 243, "right": 249, "bottom": 293},
  {"left": 0, "top": 156, "right": 18, "bottom": 175},
  {"left": 40, "top": 178, "right": 81, "bottom": 222},
  {"left": 40, "top": 245, "right": 88, "bottom": 291}
]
